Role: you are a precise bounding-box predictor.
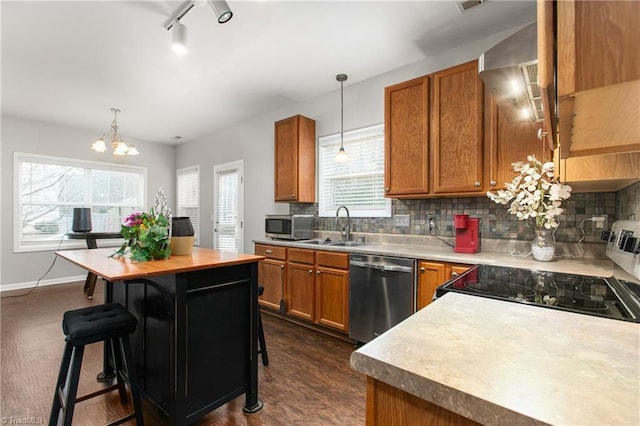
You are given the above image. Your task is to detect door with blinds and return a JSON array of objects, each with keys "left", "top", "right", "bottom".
[{"left": 213, "top": 160, "right": 244, "bottom": 253}]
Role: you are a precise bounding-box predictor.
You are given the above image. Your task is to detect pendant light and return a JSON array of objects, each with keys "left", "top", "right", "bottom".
[
  {"left": 91, "top": 108, "right": 139, "bottom": 156},
  {"left": 335, "top": 73, "right": 349, "bottom": 163}
]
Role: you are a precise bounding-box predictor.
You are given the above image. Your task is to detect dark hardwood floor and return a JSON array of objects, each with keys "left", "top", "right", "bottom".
[{"left": 1, "top": 281, "right": 366, "bottom": 425}]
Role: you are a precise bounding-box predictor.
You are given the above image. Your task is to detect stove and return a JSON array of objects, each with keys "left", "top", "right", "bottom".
[{"left": 436, "top": 220, "right": 640, "bottom": 322}]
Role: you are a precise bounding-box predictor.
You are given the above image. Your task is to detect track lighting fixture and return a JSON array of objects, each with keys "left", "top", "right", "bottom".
[
  {"left": 335, "top": 74, "right": 349, "bottom": 163},
  {"left": 207, "top": 0, "right": 233, "bottom": 24},
  {"left": 172, "top": 21, "right": 188, "bottom": 54},
  {"left": 91, "top": 108, "right": 139, "bottom": 156},
  {"left": 164, "top": 1, "right": 234, "bottom": 54}
]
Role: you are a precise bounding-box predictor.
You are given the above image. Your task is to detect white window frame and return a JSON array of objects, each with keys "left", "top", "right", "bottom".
[
  {"left": 318, "top": 124, "right": 391, "bottom": 218},
  {"left": 14, "top": 152, "right": 147, "bottom": 252},
  {"left": 213, "top": 160, "right": 244, "bottom": 253},
  {"left": 176, "top": 165, "right": 200, "bottom": 245}
]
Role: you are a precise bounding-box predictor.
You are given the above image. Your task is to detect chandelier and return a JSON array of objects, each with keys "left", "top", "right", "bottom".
[{"left": 91, "top": 108, "right": 139, "bottom": 156}]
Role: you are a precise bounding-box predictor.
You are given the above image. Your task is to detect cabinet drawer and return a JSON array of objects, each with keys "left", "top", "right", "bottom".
[
  {"left": 255, "top": 244, "right": 286, "bottom": 260},
  {"left": 288, "top": 248, "right": 315, "bottom": 264},
  {"left": 316, "top": 251, "right": 349, "bottom": 270}
]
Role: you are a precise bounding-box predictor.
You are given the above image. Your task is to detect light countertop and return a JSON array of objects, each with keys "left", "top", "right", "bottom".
[
  {"left": 253, "top": 238, "right": 628, "bottom": 280},
  {"left": 350, "top": 292, "right": 640, "bottom": 425}
]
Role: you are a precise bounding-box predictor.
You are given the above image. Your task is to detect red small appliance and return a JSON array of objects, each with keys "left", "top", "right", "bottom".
[{"left": 454, "top": 214, "right": 481, "bottom": 253}]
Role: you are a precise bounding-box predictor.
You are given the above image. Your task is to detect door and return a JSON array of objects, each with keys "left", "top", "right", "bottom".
[{"left": 213, "top": 160, "right": 244, "bottom": 253}]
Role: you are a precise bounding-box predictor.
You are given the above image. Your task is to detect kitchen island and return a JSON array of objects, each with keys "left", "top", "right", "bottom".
[
  {"left": 55, "top": 247, "right": 265, "bottom": 425},
  {"left": 350, "top": 292, "right": 640, "bottom": 425}
]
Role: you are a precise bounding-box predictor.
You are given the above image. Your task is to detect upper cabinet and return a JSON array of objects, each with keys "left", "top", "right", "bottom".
[
  {"left": 556, "top": 0, "right": 640, "bottom": 158},
  {"left": 431, "top": 60, "right": 484, "bottom": 194},
  {"left": 384, "top": 60, "right": 484, "bottom": 198},
  {"left": 485, "top": 94, "right": 550, "bottom": 191},
  {"left": 384, "top": 76, "right": 430, "bottom": 198},
  {"left": 274, "top": 115, "right": 316, "bottom": 203}
]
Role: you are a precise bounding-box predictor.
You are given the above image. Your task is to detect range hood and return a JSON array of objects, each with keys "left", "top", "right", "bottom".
[{"left": 479, "top": 22, "right": 542, "bottom": 123}]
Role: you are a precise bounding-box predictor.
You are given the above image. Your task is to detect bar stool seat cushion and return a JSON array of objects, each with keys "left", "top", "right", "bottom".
[{"left": 62, "top": 303, "right": 137, "bottom": 345}]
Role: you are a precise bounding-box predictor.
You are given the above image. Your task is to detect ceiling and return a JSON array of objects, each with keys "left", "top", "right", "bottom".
[{"left": 2, "top": 0, "right": 536, "bottom": 145}]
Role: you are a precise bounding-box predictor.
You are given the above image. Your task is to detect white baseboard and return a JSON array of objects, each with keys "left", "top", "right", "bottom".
[{"left": 0, "top": 275, "right": 86, "bottom": 293}]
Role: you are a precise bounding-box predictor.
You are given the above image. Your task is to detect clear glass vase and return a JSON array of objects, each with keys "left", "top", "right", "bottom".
[{"left": 531, "top": 229, "right": 556, "bottom": 261}]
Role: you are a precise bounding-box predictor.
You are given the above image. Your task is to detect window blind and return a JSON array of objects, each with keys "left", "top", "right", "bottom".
[
  {"left": 176, "top": 165, "right": 200, "bottom": 245},
  {"left": 215, "top": 169, "right": 239, "bottom": 252},
  {"left": 318, "top": 124, "right": 391, "bottom": 217}
]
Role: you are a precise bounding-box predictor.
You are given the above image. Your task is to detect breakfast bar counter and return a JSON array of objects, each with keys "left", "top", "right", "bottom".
[
  {"left": 350, "top": 292, "right": 640, "bottom": 426},
  {"left": 56, "top": 247, "right": 265, "bottom": 425}
]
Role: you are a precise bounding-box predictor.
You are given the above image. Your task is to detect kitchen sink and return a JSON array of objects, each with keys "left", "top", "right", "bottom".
[
  {"left": 327, "top": 241, "right": 366, "bottom": 247},
  {"left": 299, "top": 239, "right": 366, "bottom": 247}
]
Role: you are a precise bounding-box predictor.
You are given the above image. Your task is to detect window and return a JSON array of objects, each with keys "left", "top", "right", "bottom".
[
  {"left": 318, "top": 124, "right": 391, "bottom": 217},
  {"left": 14, "top": 153, "right": 146, "bottom": 252},
  {"left": 176, "top": 166, "right": 200, "bottom": 245}
]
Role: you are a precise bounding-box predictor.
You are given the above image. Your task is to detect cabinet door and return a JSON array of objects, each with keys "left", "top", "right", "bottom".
[
  {"left": 274, "top": 115, "right": 316, "bottom": 203},
  {"left": 486, "top": 94, "right": 550, "bottom": 191},
  {"left": 274, "top": 116, "right": 299, "bottom": 202},
  {"left": 432, "top": 60, "right": 484, "bottom": 194},
  {"left": 384, "top": 76, "right": 430, "bottom": 198},
  {"left": 258, "top": 259, "right": 286, "bottom": 311},
  {"left": 315, "top": 267, "right": 349, "bottom": 332},
  {"left": 287, "top": 262, "right": 315, "bottom": 321},
  {"left": 417, "top": 261, "right": 446, "bottom": 310}
]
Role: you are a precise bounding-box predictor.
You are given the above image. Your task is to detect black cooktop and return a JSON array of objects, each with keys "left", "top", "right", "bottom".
[{"left": 436, "top": 264, "right": 640, "bottom": 322}]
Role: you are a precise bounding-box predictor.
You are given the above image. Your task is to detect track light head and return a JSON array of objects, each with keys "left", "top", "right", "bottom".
[
  {"left": 207, "top": 0, "right": 233, "bottom": 23},
  {"left": 172, "top": 21, "right": 187, "bottom": 54}
]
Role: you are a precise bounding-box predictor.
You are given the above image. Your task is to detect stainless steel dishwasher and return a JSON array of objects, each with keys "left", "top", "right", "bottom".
[{"left": 349, "top": 254, "right": 415, "bottom": 343}]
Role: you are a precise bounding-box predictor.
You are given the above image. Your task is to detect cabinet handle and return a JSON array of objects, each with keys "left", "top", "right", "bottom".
[
  {"left": 291, "top": 194, "right": 296, "bottom": 198},
  {"left": 451, "top": 272, "right": 459, "bottom": 278},
  {"left": 420, "top": 267, "right": 425, "bottom": 272},
  {"left": 265, "top": 249, "right": 272, "bottom": 254},
  {"left": 280, "top": 265, "right": 284, "bottom": 269},
  {"left": 385, "top": 187, "right": 389, "bottom": 191},
  {"left": 490, "top": 180, "right": 496, "bottom": 187},
  {"left": 308, "top": 269, "right": 313, "bottom": 274},
  {"left": 316, "top": 271, "right": 321, "bottom": 275},
  {"left": 474, "top": 181, "right": 481, "bottom": 187}
]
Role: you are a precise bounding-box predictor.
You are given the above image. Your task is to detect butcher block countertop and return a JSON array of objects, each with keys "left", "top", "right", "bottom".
[
  {"left": 56, "top": 247, "right": 264, "bottom": 281},
  {"left": 350, "top": 292, "right": 640, "bottom": 426}
]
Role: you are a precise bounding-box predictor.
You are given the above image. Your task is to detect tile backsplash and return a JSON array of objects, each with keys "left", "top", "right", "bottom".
[{"left": 290, "top": 181, "right": 640, "bottom": 245}]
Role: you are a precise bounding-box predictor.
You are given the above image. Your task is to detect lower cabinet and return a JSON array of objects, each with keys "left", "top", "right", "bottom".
[
  {"left": 257, "top": 244, "right": 349, "bottom": 333},
  {"left": 255, "top": 244, "right": 286, "bottom": 311},
  {"left": 417, "top": 261, "right": 470, "bottom": 310}
]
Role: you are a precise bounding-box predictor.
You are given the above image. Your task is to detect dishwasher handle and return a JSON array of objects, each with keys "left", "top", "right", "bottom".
[{"left": 350, "top": 260, "right": 413, "bottom": 273}]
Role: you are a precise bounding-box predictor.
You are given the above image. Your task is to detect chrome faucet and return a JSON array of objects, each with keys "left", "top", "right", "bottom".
[{"left": 335, "top": 205, "right": 351, "bottom": 242}]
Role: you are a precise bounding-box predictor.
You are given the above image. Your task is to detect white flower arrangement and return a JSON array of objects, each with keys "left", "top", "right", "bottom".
[{"left": 487, "top": 155, "right": 572, "bottom": 230}]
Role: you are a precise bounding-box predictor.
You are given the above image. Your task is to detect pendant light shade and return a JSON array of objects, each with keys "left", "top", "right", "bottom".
[{"left": 335, "top": 73, "right": 349, "bottom": 163}]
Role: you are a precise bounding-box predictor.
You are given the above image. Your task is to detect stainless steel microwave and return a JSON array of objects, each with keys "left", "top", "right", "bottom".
[{"left": 265, "top": 215, "right": 314, "bottom": 240}]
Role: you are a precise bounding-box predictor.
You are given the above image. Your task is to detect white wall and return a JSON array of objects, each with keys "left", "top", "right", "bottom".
[
  {"left": 175, "top": 27, "right": 521, "bottom": 253},
  {"left": 0, "top": 115, "right": 176, "bottom": 288}
]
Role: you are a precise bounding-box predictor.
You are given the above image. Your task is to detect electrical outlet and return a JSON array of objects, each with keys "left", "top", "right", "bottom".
[
  {"left": 394, "top": 215, "right": 410, "bottom": 227},
  {"left": 427, "top": 217, "right": 436, "bottom": 235},
  {"left": 592, "top": 216, "right": 607, "bottom": 231}
]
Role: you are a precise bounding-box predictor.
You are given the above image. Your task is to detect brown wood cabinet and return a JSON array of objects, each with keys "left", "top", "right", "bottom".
[
  {"left": 287, "top": 248, "right": 316, "bottom": 321},
  {"left": 485, "top": 94, "right": 551, "bottom": 191},
  {"left": 257, "top": 244, "right": 350, "bottom": 333},
  {"left": 417, "top": 261, "right": 470, "bottom": 310},
  {"left": 256, "top": 244, "right": 287, "bottom": 311},
  {"left": 556, "top": 0, "right": 640, "bottom": 158},
  {"left": 315, "top": 251, "right": 350, "bottom": 332},
  {"left": 431, "top": 60, "right": 484, "bottom": 195},
  {"left": 384, "top": 60, "right": 484, "bottom": 198},
  {"left": 366, "top": 377, "right": 481, "bottom": 426},
  {"left": 384, "top": 76, "right": 430, "bottom": 198},
  {"left": 274, "top": 115, "right": 316, "bottom": 203}
]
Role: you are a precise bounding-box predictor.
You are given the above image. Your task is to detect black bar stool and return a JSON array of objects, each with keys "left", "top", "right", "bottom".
[
  {"left": 50, "top": 303, "right": 144, "bottom": 426},
  {"left": 257, "top": 286, "right": 269, "bottom": 366}
]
